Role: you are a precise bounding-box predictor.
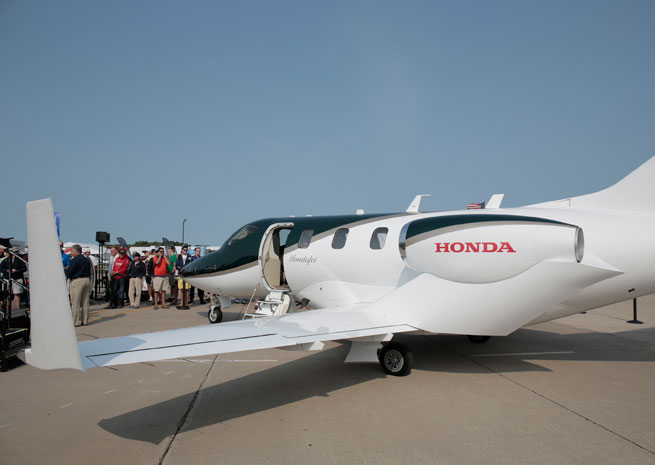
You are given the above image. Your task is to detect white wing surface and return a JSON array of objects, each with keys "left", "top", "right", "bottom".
[{"left": 77, "top": 308, "right": 415, "bottom": 370}]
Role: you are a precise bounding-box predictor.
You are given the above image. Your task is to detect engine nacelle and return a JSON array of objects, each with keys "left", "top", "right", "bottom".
[{"left": 400, "top": 214, "right": 584, "bottom": 284}]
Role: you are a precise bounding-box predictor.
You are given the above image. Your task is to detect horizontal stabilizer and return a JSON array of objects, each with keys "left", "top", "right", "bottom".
[
  {"left": 486, "top": 193, "right": 504, "bottom": 209},
  {"left": 406, "top": 194, "right": 431, "bottom": 213}
]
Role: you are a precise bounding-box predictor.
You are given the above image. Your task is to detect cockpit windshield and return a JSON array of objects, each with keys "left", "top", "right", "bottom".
[{"left": 227, "top": 225, "right": 258, "bottom": 246}]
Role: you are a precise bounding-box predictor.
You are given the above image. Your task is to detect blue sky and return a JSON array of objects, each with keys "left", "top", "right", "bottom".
[{"left": 1, "top": 1, "right": 653, "bottom": 245}]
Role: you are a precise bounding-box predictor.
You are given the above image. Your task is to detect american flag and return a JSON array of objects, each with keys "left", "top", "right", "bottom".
[{"left": 466, "top": 202, "right": 485, "bottom": 209}]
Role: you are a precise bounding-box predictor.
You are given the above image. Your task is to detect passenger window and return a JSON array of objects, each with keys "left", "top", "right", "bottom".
[
  {"left": 370, "top": 227, "right": 388, "bottom": 250},
  {"left": 331, "top": 228, "right": 349, "bottom": 249},
  {"left": 298, "top": 229, "right": 314, "bottom": 249}
]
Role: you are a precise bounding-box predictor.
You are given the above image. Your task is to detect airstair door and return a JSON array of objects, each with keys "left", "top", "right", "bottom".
[{"left": 259, "top": 223, "right": 294, "bottom": 291}]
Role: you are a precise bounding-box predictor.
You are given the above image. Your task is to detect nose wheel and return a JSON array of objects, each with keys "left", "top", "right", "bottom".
[
  {"left": 377, "top": 342, "right": 414, "bottom": 376},
  {"left": 208, "top": 305, "right": 223, "bottom": 324}
]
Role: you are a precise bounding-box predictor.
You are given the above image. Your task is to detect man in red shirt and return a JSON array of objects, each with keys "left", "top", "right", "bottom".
[
  {"left": 110, "top": 247, "right": 131, "bottom": 308},
  {"left": 152, "top": 247, "right": 171, "bottom": 309}
]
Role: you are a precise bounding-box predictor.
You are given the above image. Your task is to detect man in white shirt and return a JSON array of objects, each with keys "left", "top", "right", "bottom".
[
  {"left": 105, "top": 246, "right": 118, "bottom": 309},
  {"left": 83, "top": 248, "right": 98, "bottom": 299}
]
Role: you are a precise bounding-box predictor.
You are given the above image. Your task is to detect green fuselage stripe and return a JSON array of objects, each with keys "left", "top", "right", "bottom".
[{"left": 405, "top": 214, "right": 568, "bottom": 241}]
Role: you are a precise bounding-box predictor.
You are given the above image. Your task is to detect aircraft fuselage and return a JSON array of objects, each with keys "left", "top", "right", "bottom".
[{"left": 182, "top": 206, "right": 655, "bottom": 326}]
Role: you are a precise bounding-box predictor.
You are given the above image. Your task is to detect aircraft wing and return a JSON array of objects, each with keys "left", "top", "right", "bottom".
[{"left": 74, "top": 307, "right": 415, "bottom": 370}]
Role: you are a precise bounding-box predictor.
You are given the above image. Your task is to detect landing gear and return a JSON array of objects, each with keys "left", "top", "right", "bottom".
[
  {"left": 208, "top": 305, "right": 223, "bottom": 324},
  {"left": 467, "top": 335, "right": 490, "bottom": 343},
  {"left": 377, "top": 342, "right": 414, "bottom": 376}
]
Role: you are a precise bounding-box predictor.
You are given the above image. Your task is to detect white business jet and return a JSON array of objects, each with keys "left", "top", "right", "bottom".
[{"left": 21, "top": 157, "right": 655, "bottom": 376}]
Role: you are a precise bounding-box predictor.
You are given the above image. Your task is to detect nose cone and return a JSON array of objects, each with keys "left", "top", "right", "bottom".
[
  {"left": 180, "top": 254, "right": 214, "bottom": 277},
  {"left": 180, "top": 246, "right": 258, "bottom": 278},
  {"left": 180, "top": 246, "right": 262, "bottom": 296}
]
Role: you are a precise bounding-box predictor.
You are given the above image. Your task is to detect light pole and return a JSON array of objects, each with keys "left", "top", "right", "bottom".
[{"left": 182, "top": 218, "right": 187, "bottom": 246}]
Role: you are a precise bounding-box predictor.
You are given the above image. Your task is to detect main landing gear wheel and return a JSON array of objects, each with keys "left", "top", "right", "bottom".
[
  {"left": 377, "top": 342, "right": 414, "bottom": 376},
  {"left": 467, "top": 335, "right": 491, "bottom": 344},
  {"left": 208, "top": 305, "right": 223, "bottom": 324}
]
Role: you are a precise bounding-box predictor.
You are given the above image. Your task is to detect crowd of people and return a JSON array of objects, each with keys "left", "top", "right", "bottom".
[
  {"left": 2, "top": 242, "right": 208, "bottom": 328},
  {"left": 104, "top": 245, "right": 205, "bottom": 312}
]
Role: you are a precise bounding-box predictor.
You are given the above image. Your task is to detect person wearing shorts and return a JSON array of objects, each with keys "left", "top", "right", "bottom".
[
  {"left": 167, "top": 247, "right": 178, "bottom": 305},
  {"left": 177, "top": 278, "right": 191, "bottom": 308},
  {"left": 152, "top": 248, "right": 170, "bottom": 309},
  {"left": 176, "top": 246, "right": 192, "bottom": 309},
  {"left": 1, "top": 248, "right": 27, "bottom": 310}
]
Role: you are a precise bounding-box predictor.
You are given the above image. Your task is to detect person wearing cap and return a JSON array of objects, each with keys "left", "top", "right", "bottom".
[
  {"left": 83, "top": 248, "right": 98, "bottom": 268},
  {"left": 109, "top": 246, "right": 131, "bottom": 308},
  {"left": 83, "top": 248, "right": 97, "bottom": 299},
  {"left": 59, "top": 241, "right": 70, "bottom": 270},
  {"left": 176, "top": 246, "right": 192, "bottom": 309},
  {"left": 152, "top": 247, "right": 170, "bottom": 309},
  {"left": 65, "top": 244, "right": 91, "bottom": 326},
  {"left": 127, "top": 252, "right": 146, "bottom": 308}
]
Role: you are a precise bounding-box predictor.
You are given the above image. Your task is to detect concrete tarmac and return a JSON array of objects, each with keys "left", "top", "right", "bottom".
[{"left": 1, "top": 296, "right": 654, "bottom": 465}]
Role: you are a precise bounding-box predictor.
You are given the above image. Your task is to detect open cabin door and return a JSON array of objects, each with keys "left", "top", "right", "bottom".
[{"left": 259, "top": 223, "right": 294, "bottom": 291}]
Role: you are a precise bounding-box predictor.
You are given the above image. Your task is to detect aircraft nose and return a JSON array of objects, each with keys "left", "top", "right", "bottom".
[
  {"left": 180, "top": 256, "right": 210, "bottom": 277},
  {"left": 180, "top": 240, "right": 259, "bottom": 280},
  {"left": 180, "top": 249, "right": 233, "bottom": 277}
]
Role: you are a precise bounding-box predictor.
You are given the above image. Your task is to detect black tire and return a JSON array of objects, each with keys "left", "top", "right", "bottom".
[
  {"left": 377, "top": 342, "right": 414, "bottom": 376},
  {"left": 467, "top": 335, "right": 491, "bottom": 344},
  {"left": 208, "top": 306, "right": 223, "bottom": 324}
]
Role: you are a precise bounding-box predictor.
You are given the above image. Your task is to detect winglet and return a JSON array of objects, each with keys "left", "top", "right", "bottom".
[
  {"left": 486, "top": 193, "right": 504, "bottom": 209},
  {"left": 406, "top": 194, "right": 431, "bottom": 213},
  {"left": 21, "top": 199, "right": 83, "bottom": 371}
]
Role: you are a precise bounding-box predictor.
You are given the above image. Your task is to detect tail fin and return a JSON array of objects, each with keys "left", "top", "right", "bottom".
[
  {"left": 21, "top": 199, "right": 83, "bottom": 370},
  {"left": 531, "top": 156, "right": 655, "bottom": 211}
]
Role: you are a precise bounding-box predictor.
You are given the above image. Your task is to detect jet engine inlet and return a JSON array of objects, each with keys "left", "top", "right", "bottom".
[{"left": 575, "top": 227, "right": 585, "bottom": 262}]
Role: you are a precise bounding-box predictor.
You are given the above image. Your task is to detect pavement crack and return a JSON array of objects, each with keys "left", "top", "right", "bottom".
[
  {"left": 158, "top": 355, "right": 218, "bottom": 465},
  {"left": 427, "top": 336, "right": 655, "bottom": 456}
]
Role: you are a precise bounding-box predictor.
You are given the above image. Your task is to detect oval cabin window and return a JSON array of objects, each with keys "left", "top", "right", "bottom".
[
  {"left": 370, "top": 227, "right": 388, "bottom": 250},
  {"left": 298, "top": 229, "right": 314, "bottom": 249},
  {"left": 332, "top": 228, "right": 349, "bottom": 249}
]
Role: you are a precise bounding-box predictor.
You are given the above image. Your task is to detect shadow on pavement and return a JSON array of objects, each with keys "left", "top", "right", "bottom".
[
  {"left": 88, "top": 312, "right": 127, "bottom": 325},
  {"left": 98, "top": 326, "right": 654, "bottom": 444},
  {"left": 402, "top": 326, "right": 655, "bottom": 374},
  {"left": 98, "top": 344, "right": 384, "bottom": 444}
]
